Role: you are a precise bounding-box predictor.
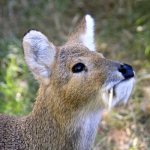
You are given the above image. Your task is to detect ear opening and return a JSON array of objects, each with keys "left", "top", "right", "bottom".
[
  {"left": 23, "top": 30, "right": 56, "bottom": 82},
  {"left": 67, "top": 14, "right": 96, "bottom": 51}
]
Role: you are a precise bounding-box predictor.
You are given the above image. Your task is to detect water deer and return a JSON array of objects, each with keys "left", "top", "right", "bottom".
[{"left": 0, "top": 15, "right": 135, "bottom": 150}]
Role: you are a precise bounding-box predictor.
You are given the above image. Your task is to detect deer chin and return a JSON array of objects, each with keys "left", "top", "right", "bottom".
[{"left": 101, "top": 78, "right": 135, "bottom": 110}]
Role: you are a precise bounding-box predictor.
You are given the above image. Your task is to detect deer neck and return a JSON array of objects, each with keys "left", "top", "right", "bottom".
[{"left": 25, "top": 84, "right": 102, "bottom": 150}]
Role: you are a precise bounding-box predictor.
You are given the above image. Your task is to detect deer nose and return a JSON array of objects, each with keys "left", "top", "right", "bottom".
[{"left": 118, "top": 64, "right": 134, "bottom": 79}]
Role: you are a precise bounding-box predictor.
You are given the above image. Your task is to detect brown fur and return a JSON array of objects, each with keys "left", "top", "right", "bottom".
[{"left": 0, "top": 15, "right": 134, "bottom": 150}]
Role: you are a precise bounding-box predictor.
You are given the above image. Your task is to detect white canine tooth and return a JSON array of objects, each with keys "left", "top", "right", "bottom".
[{"left": 108, "top": 88, "right": 113, "bottom": 110}]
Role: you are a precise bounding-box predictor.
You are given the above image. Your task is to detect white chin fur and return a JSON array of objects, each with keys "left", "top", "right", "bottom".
[{"left": 101, "top": 78, "right": 135, "bottom": 110}]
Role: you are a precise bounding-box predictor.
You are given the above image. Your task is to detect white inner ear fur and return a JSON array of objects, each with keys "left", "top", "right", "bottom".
[
  {"left": 80, "top": 15, "right": 96, "bottom": 51},
  {"left": 23, "top": 30, "right": 56, "bottom": 81}
]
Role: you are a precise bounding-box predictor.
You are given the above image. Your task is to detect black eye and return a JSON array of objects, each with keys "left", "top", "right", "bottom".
[{"left": 72, "top": 63, "right": 86, "bottom": 73}]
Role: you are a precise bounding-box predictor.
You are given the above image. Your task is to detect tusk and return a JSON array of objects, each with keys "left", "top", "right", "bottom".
[{"left": 108, "top": 88, "right": 113, "bottom": 110}]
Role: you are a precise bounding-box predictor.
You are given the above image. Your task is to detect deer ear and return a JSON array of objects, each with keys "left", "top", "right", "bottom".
[
  {"left": 67, "top": 14, "right": 95, "bottom": 51},
  {"left": 23, "top": 30, "right": 56, "bottom": 82}
]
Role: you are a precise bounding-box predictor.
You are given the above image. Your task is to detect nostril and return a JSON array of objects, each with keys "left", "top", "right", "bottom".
[
  {"left": 118, "top": 65, "right": 127, "bottom": 74},
  {"left": 118, "top": 64, "right": 134, "bottom": 79}
]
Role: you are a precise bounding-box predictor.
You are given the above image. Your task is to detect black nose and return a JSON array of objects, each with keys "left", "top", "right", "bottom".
[{"left": 118, "top": 64, "right": 134, "bottom": 79}]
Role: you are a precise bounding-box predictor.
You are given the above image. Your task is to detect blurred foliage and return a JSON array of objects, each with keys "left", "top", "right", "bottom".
[
  {"left": 0, "top": 39, "right": 38, "bottom": 115},
  {"left": 0, "top": 0, "right": 150, "bottom": 149}
]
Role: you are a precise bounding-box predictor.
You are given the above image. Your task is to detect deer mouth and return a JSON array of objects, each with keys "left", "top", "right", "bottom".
[{"left": 101, "top": 78, "right": 135, "bottom": 110}]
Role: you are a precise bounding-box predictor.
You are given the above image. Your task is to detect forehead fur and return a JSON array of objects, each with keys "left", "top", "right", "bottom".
[{"left": 59, "top": 44, "right": 93, "bottom": 58}]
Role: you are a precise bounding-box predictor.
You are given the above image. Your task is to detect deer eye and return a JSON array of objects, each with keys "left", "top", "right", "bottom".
[{"left": 72, "top": 63, "right": 86, "bottom": 73}]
